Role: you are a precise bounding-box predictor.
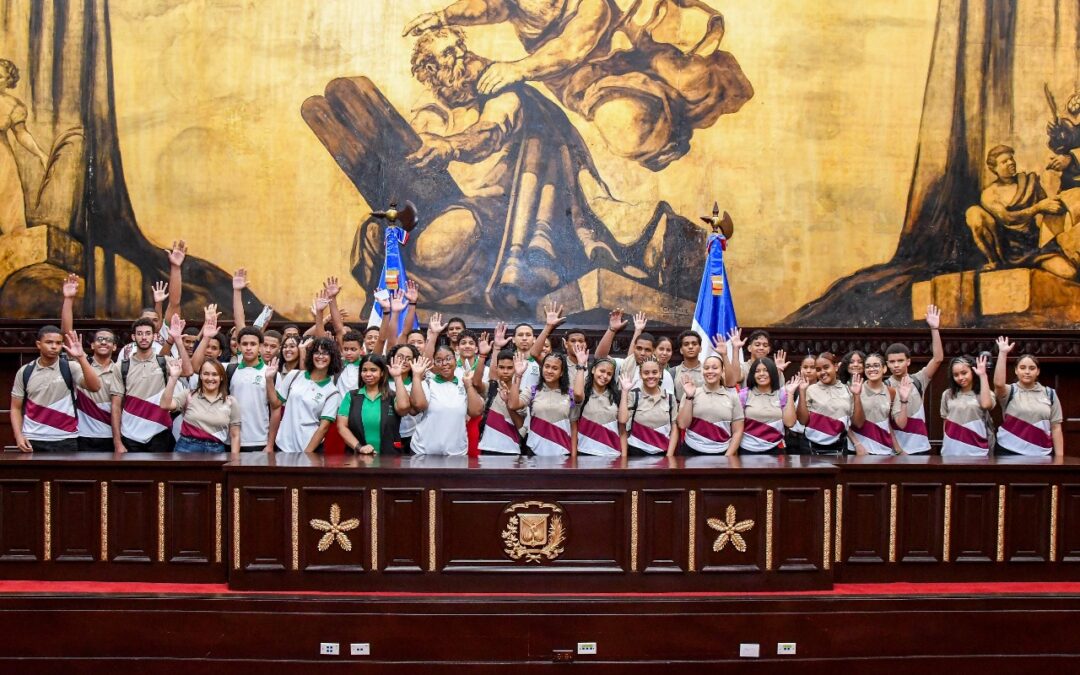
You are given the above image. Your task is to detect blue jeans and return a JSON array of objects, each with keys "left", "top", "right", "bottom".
[{"left": 175, "top": 435, "right": 226, "bottom": 453}]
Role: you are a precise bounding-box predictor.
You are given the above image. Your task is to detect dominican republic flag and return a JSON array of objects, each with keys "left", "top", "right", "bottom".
[
  {"left": 692, "top": 231, "right": 737, "bottom": 358},
  {"left": 369, "top": 225, "right": 419, "bottom": 332}
]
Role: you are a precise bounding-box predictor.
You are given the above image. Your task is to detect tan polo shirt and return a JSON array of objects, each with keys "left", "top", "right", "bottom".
[
  {"left": 173, "top": 388, "right": 241, "bottom": 443},
  {"left": 11, "top": 358, "right": 86, "bottom": 440}
]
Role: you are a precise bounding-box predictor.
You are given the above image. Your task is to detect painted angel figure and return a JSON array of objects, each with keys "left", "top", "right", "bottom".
[{"left": 0, "top": 59, "right": 48, "bottom": 234}]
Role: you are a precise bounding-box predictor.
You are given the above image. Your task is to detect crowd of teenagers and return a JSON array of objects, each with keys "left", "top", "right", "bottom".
[{"left": 9, "top": 242, "right": 1065, "bottom": 458}]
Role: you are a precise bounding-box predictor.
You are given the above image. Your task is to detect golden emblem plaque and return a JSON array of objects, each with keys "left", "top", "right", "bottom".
[{"left": 501, "top": 501, "right": 567, "bottom": 563}]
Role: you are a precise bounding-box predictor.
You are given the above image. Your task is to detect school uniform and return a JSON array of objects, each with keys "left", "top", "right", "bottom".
[
  {"left": 274, "top": 371, "right": 341, "bottom": 453},
  {"left": 740, "top": 388, "right": 787, "bottom": 454},
  {"left": 229, "top": 359, "right": 273, "bottom": 452},
  {"left": 411, "top": 375, "right": 469, "bottom": 456},
  {"left": 851, "top": 384, "right": 895, "bottom": 455},
  {"left": 996, "top": 383, "right": 1062, "bottom": 456},
  {"left": 803, "top": 381, "right": 853, "bottom": 454},
  {"left": 519, "top": 386, "right": 574, "bottom": 456},
  {"left": 76, "top": 359, "right": 123, "bottom": 452},
  {"left": 682, "top": 386, "right": 743, "bottom": 455},
  {"left": 940, "top": 389, "right": 995, "bottom": 456},
  {"left": 477, "top": 381, "right": 522, "bottom": 455},
  {"left": 118, "top": 352, "right": 181, "bottom": 452},
  {"left": 574, "top": 388, "right": 621, "bottom": 457},
  {"left": 626, "top": 388, "right": 676, "bottom": 456},
  {"left": 11, "top": 358, "right": 86, "bottom": 452},
  {"left": 888, "top": 368, "right": 932, "bottom": 454}
]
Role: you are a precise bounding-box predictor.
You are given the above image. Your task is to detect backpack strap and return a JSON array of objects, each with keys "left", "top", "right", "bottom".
[
  {"left": 1006, "top": 382, "right": 1017, "bottom": 409},
  {"left": 779, "top": 388, "right": 788, "bottom": 408},
  {"left": 477, "top": 380, "right": 501, "bottom": 438},
  {"left": 57, "top": 358, "right": 77, "bottom": 410},
  {"left": 21, "top": 361, "right": 35, "bottom": 397},
  {"left": 629, "top": 390, "right": 640, "bottom": 429},
  {"left": 225, "top": 363, "right": 239, "bottom": 393},
  {"left": 120, "top": 358, "right": 130, "bottom": 387},
  {"left": 156, "top": 356, "right": 169, "bottom": 383},
  {"left": 1047, "top": 386, "right": 1056, "bottom": 406}
]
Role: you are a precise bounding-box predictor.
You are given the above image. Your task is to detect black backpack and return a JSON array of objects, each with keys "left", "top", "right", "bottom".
[
  {"left": 120, "top": 354, "right": 169, "bottom": 387},
  {"left": 21, "top": 358, "right": 77, "bottom": 410}
]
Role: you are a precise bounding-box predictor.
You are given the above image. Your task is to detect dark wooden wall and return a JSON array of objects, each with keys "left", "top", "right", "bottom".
[{"left": 2, "top": 321, "right": 1079, "bottom": 452}]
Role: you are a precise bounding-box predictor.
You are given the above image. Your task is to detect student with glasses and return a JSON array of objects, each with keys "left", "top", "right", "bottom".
[{"left": 408, "top": 344, "right": 484, "bottom": 456}]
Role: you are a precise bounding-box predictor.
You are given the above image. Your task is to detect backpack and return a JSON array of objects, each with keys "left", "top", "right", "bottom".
[
  {"left": 476, "top": 380, "right": 503, "bottom": 438},
  {"left": 120, "top": 355, "right": 169, "bottom": 387},
  {"left": 629, "top": 389, "right": 675, "bottom": 429},
  {"left": 226, "top": 363, "right": 239, "bottom": 392},
  {"left": 22, "top": 358, "right": 78, "bottom": 410},
  {"left": 1005, "top": 383, "right": 1055, "bottom": 409}
]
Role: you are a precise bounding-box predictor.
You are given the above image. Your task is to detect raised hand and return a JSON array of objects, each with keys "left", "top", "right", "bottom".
[
  {"left": 898, "top": 376, "right": 914, "bottom": 401},
  {"left": 339, "top": 308, "right": 351, "bottom": 321},
  {"left": 774, "top": 349, "right": 789, "bottom": 373},
  {"left": 265, "top": 357, "right": 280, "bottom": 379},
  {"left": 62, "top": 273, "right": 79, "bottom": 299},
  {"left": 925, "top": 304, "right": 941, "bottom": 329},
  {"left": 544, "top": 302, "right": 566, "bottom": 328},
  {"left": 493, "top": 321, "right": 510, "bottom": 349},
  {"left": 633, "top": 311, "right": 647, "bottom": 333},
  {"left": 168, "top": 240, "right": 187, "bottom": 267},
  {"left": 390, "top": 289, "right": 407, "bottom": 313},
  {"left": 168, "top": 314, "right": 186, "bottom": 342},
  {"left": 711, "top": 334, "right": 728, "bottom": 354},
  {"left": 313, "top": 290, "right": 330, "bottom": 313},
  {"left": 477, "top": 331, "right": 492, "bottom": 357},
  {"left": 681, "top": 374, "right": 697, "bottom": 399},
  {"left": 608, "top": 308, "right": 628, "bottom": 332},
  {"left": 974, "top": 353, "right": 989, "bottom": 377},
  {"left": 152, "top": 281, "right": 169, "bottom": 304},
  {"left": 428, "top": 312, "right": 445, "bottom": 334},
  {"left": 323, "top": 276, "right": 341, "bottom": 299},
  {"left": 572, "top": 342, "right": 589, "bottom": 367},
  {"left": 202, "top": 306, "right": 220, "bottom": 338},
  {"left": 785, "top": 374, "right": 803, "bottom": 394},
  {"left": 849, "top": 372, "right": 863, "bottom": 396},
  {"left": 797, "top": 374, "right": 809, "bottom": 392},
  {"left": 727, "top": 327, "right": 744, "bottom": 350},
  {"left": 513, "top": 351, "right": 528, "bottom": 377},
  {"left": 996, "top": 336, "right": 1014, "bottom": 355},
  {"left": 61, "top": 331, "right": 86, "bottom": 360},
  {"left": 377, "top": 292, "right": 391, "bottom": 313},
  {"left": 412, "top": 355, "right": 432, "bottom": 377},
  {"left": 232, "top": 268, "right": 248, "bottom": 290},
  {"left": 388, "top": 353, "right": 406, "bottom": 378},
  {"left": 404, "top": 279, "right": 419, "bottom": 304},
  {"left": 167, "top": 359, "right": 183, "bottom": 378},
  {"left": 497, "top": 382, "right": 509, "bottom": 403},
  {"left": 619, "top": 372, "right": 634, "bottom": 391}
]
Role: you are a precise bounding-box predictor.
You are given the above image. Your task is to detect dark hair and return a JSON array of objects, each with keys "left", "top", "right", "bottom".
[
  {"left": 513, "top": 322, "right": 534, "bottom": 334},
  {"left": 746, "top": 357, "right": 780, "bottom": 392},
  {"left": 539, "top": 352, "right": 570, "bottom": 395},
  {"left": 582, "top": 357, "right": 621, "bottom": 411},
  {"left": 885, "top": 343, "right": 911, "bottom": 358},
  {"left": 181, "top": 326, "right": 200, "bottom": 337},
  {"left": 635, "top": 331, "right": 656, "bottom": 348},
  {"left": 947, "top": 355, "right": 982, "bottom": 397},
  {"left": 1016, "top": 353, "right": 1040, "bottom": 369},
  {"left": 839, "top": 350, "right": 866, "bottom": 385},
  {"left": 388, "top": 343, "right": 419, "bottom": 361},
  {"left": 406, "top": 328, "right": 425, "bottom": 340},
  {"left": 37, "top": 325, "right": 62, "bottom": 340},
  {"left": 304, "top": 336, "right": 343, "bottom": 379},
  {"left": 986, "top": 144, "right": 1014, "bottom": 168},
  {"left": 237, "top": 327, "right": 263, "bottom": 343},
  {"left": 562, "top": 328, "right": 587, "bottom": 343},
  {"left": 800, "top": 353, "right": 817, "bottom": 365},
  {"left": 342, "top": 330, "right": 364, "bottom": 345},
  {"left": 655, "top": 335, "right": 674, "bottom": 350},
  {"left": 263, "top": 329, "right": 282, "bottom": 343},
  {"left": 363, "top": 326, "right": 381, "bottom": 337},
  {"left": 92, "top": 328, "right": 117, "bottom": 342},
  {"left": 140, "top": 307, "right": 157, "bottom": 316},
  {"left": 457, "top": 330, "right": 477, "bottom": 345},
  {"left": 747, "top": 330, "right": 771, "bottom": 346},
  {"left": 282, "top": 324, "right": 300, "bottom": 335},
  {"left": 356, "top": 354, "right": 391, "bottom": 396},
  {"left": 817, "top": 351, "right": 840, "bottom": 365},
  {"left": 131, "top": 317, "right": 156, "bottom": 334},
  {"left": 495, "top": 349, "right": 516, "bottom": 364},
  {"left": 202, "top": 332, "right": 230, "bottom": 360},
  {"left": 446, "top": 317, "right": 466, "bottom": 329},
  {"left": 677, "top": 330, "right": 701, "bottom": 349}
]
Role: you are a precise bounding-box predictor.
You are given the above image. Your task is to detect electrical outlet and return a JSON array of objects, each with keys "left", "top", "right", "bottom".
[
  {"left": 576, "top": 642, "right": 597, "bottom": 655},
  {"left": 350, "top": 643, "right": 371, "bottom": 656},
  {"left": 739, "top": 643, "right": 760, "bottom": 658},
  {"left": 777, "top": 642, "right": 797, "bottom": 655},
  {"left": 320, "top": 642, "right": 339, "bottom": 656}
]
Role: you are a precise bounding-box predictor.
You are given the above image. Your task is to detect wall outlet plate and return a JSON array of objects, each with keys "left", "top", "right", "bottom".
[
  {"left": 739, "top": 643, "right": 760, "bottom": 658},
  {"left": 320, "top": 642, "right": 339, "bottom": 656},
  {"left": 576, "top": 642, "right": 597, "bottom": 655},
  {"left": 778, "top": 642, "right": 797, "bottom": 655},
  {"left": 350, "top": 642, "right": 370, "bottom": 656}
]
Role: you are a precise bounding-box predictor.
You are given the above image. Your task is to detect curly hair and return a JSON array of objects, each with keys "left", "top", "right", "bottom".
[
  {"left": 411, "top": 26, "right": 467, "bottom": 87},
  {"left": 539, "top": 352, "right": 570, "bottom": 395},
  {"left": 0, "top": 59, "right": 19, "bottom": 88},
  {"left": 304, "top": 336, "right": 343, "bottom": 380}
]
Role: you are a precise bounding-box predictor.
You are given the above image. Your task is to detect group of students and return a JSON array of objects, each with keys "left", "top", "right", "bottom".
[{"left": 8, "top": 245, "right": 1065, "bottom": 459}]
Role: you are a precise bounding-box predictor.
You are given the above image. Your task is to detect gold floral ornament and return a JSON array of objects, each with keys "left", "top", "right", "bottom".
[
  {"left": 310, "top": 503, "right": 360, "bottom": 552},
  {"left": 501, "top": 501, "right": 567, "bottom": 563},
  {"left": 708, "top": 505, "right": 755, "bottom": 553}
]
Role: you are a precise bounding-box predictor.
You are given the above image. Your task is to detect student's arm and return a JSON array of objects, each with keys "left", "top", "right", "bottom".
[
  {"left": 782, "top": 377, "right": 800, "bottom": 428},
  {"left": 388, "top": 356, "right": 414, "bottom": 416},
  {"left": 190, "top": 306, "right": 219, "bottom": 373},
  {"left": 169, "top": 315, "right": 195, "bottom": 377},
  {"left": 974, "top": 354, "right": 994, "bottom": 410},
  {"left": 323, "top": 277, "right": 346, "bottom": 343},
  {"left": 164, "top": 241, "right": 186, "bottom": 325},
  {"left": 152, "top": 281, "right": 168, "bottom": 331},
  {"left": 375, "top": 290, "right": 404, "bottom": 355},
  {"left": 923, "top": 305, "right": 944, "bottom": 379},
  {"left": 796, "top": 380, "right": 810, "bottom": 426},
  {"left": 993, "top": 336, "right": 1012, "bottom": 400},
  {"left": 64, "top": 332, "right": 102, "bottom": 393},
  {"left": 666, "top": 406, "right": 679, "bottom": 457},
  {"left": 232, "top": 269, "right": 248, "bottom": 329},
  {"left": 111, "top": 394, "right": 126, "bottom": 453},
  {"left": 336, "top": 395, "right": 361, "bottom": 452},
  {"left": 528, "top": 302, "right": 565, "bottom": 361},
  {"left": 507, "top": 353, "right": 528, "bottom": 412},
  {"left": 504, "top": 384, "right": 526, "bottom": 428},
  {"left": 850, "top": 374, "right": 865, "bottom": 427},
  {"left": 595, "top": 308, "right": 628, "bottom": 359},
  {"left": 311, "top": 292, "right": 329, "bottom": 339},
  {"left": 265, "top": 358, "right": 283, "bottom": 411},
  {"left": 229, "top": 421, "right": 241, "bottom": 455},
  {"left": 422, "top": 312, "right": 445, "bottom": 360},
  {"left": 473, "top": 331, "right": 493, "bottom": 391},
  {"left": 304, "top": 419, "right": 333, "bottom": 454},
  {"left": 713, "top": 335, "right": 739, "bottom": 387},
  {"left": 61, "top": 273, "right": 78, "bottom": 335},
  {"left": 465, "top": 376, "right": 484, "bottom": 417},
  {"left": 727, "top": 420, "right": 744, "bottom": 457},
  {"left": 9, "top": 397, "right": 31, "bottom": 452},
  {"left": 265, "top": 407, "right": 281, "bottom": 453},
  {"left": 1052, "top": 424, "right": 1064, "bottom": 457},
  {"left": 159, "top": 361, "right": 184, "bottom": 411},
  {"left": 409, "top": 357, "right": 432, "bottom": 412},
  {"left": 395, "top": 280, "right": 420, "bottom": 347},
  {"left": 570, "top": 419, "right": 578, "bottom": 459},
  {"left": 570, "top": 343, "right": 590, "bottom": 403},
  {"left": 676, "top": 377, "right": 696, "bottom": 430},
  {"left": 617, "top": 373, "right": 634, "bottom": 426}
]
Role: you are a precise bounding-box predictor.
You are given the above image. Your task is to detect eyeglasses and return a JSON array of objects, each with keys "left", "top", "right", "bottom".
[
  {"left": 864, "top": 364, "right": 882, "bottom": 370},
  {"left": 94, "top": 337, "right": 116, "bottom": 344},
  {"left": 434, "top": 357, "right": 455, "bottom": 365}
]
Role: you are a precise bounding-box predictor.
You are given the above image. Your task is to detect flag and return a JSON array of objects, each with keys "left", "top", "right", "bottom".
[
  {"left": 369, "top": 225, "right": 419, "bottom": 332},
  {"left": 692, "top": 232, "right": 737, "bottom": 359}
]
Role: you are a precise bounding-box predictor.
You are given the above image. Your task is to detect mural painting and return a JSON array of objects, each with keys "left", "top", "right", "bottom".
[{"left": 0, "top": 1, "right": 1077, "bottom": 328}]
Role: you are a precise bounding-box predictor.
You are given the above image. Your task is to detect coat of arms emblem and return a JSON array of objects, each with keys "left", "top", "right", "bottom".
[{"left": 501, "top": 501, "right": 567, "bottom": 563}]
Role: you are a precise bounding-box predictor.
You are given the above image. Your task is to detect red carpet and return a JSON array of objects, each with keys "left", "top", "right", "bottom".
[{"left": 1, "top": 580, "right": 1078, "bottom": 597}]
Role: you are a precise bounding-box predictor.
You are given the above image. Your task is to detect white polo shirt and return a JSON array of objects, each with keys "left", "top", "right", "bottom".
[{"left": 410, "top": 375, "right": 468, "bottom": 456}]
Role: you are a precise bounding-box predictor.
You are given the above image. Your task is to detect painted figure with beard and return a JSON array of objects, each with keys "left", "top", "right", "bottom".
[
  {"left": 403, "top": 0, "right": 753, "bottom": 171},
  {"left": 338, "top": 27, "right": 707, "bottom": 314}
]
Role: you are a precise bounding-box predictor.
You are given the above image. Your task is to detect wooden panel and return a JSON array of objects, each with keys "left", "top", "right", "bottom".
[
  {"left": 239, "top": 486, "right": 289, "bottom": 572},
  {"left": 380, "top": 487, "right": 426, "bottom": 573},
  {"left": 1060, "top": 484, "right": 1080, "bottom": 563},
  {"left": 951, "top": 483, "right": 997, "bottom": 563},
  {"left": 773, "top": 487, "right": 823, "bottom": 572},
  {"left": 697, "top": 488, "right": 764, "bottom": 574},
  {"left": 843, "top": 482, "right": 889, "bottom": 564},
  {"left": 166, "top": 481, "right": 214, "bottom": 565},
  {"left": 440, "top": 490, "right": 626, "bottom": 572},
  {"left": 53, "top": 480, "right": 98, "bottom": 563},
  {"left": 640, "top": 489, "right": 687, "bottom": 573},
  {"left": 108, "top": 480, "right": 155, "bottom": 563},
  {"left": 897, "top": 482, "right": 944, "bottom": 564},
  {"left": 1006, "top": 483, "right": 1051, "bottom": 563},
  {"left": 299, "top": 486, "right": 366, "bottom": 574},
  {"left": 0, "top": 479, "right": 41, "bottom": 562}
]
